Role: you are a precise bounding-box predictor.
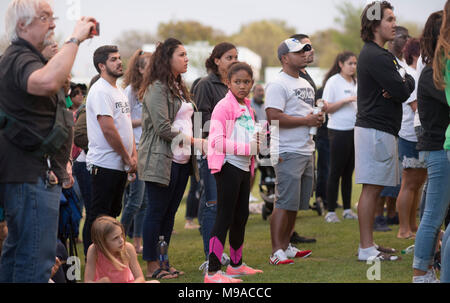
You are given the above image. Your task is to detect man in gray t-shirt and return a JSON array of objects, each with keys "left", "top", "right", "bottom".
[{"left": 266, "top": 38, "right": 325, "bottom": 265}]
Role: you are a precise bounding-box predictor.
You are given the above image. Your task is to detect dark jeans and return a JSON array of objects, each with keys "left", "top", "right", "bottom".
[
  {"left": 82, "top": 166, "right": 127, "bottom": 255},
  {"left": 72, "top": 161, "right": 92, "bottom": 212},
  {"left": 142, "top": 162, "right": 190, "bottom": 262},
  {"left": 327, "top": 129, "right": 354, "bottom": 211},
  {"left": 315, "top": 133, "right": 330, "bottom": 202},
  {"left": 208, "top": 162, "right": 250, "bottom": 272},
  {"left": 185, "top": 175, "right": 201, "bottom": 220}
]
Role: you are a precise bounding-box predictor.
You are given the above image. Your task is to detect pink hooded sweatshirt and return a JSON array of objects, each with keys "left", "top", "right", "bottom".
[{"left": 207, "top": 90, "right": 256, "bottom": 176}]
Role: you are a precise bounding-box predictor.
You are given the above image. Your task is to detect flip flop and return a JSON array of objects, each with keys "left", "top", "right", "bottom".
[
  {"left": 375, "top": 245, "right": 397, "bottom": 254},
  {"left": 169, "top": 267, "right": 185, "bottom": 276},
  {"left": 147, "top": 268, "right": 177, "bottom": 280}
]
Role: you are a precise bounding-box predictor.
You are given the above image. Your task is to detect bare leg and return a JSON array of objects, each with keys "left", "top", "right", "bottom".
[
  {"left": 270, "top": 208, "right": 291, "bottom": 254},
  {"left": 358, "top": 184, "right": 384, "bottom": 249}
]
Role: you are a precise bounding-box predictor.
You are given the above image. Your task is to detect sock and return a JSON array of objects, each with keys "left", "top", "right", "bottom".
[{"left": 358, "top": 246, "right": 379, "bottom": 259}]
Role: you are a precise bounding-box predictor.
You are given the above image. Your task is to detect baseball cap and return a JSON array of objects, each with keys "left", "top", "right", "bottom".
[{"left": 277, "top": 38, "right": 312, "bottom": 61}]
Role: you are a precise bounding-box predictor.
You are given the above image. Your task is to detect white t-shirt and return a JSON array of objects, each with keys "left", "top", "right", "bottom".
[
  {"left": 86, "top": 78, "right": 134, "bottom": 171},
  {"left": 172, "top": 101, "right": 194, "bottom": 164},
  {"left": 265, "top": 71, "right": 315, "bottom": 156},
  {"left": 399, "top": 65, "right": 418, "bottom": 142},
  {"left": 224, "top": 104, "right": 255, "bottom": 172},
  {"left": 322, "top": 73, "right": 357, "bottom": 131},
  {"left": 414, "top": 56, "right": 426, "bottom": 128},
  {"left": 124, "top": 85, "right": 143, "bottom": 146}
]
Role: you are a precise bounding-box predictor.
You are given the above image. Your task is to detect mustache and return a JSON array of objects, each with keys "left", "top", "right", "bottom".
[{"left": 42, "top": 31, "right": 55, "bottom": 47}]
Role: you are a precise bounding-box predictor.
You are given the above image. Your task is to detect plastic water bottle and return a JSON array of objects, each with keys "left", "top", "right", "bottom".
[
  {"left": 309, "top": 99, "right": 324, "bottom": 136},
  {"left": 401, "top": 245, "right": 414, "bottom": 254},
  {"left": 157, "top": 236, "right": 169, "bottom": 269}
]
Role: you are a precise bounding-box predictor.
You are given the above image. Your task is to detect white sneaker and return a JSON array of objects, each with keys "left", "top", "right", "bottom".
[
  {"left": 413, "top": 269, "right": 440, "bottom": 283},
  {"left": 221, "top": 253, "right": 230, "bottom": 266},
  {"left": 325, "top": 212, "right": 340, "bottom": 223},
  {"left": 199, "top": 261, "right": 209, "bottom": 275},
  {"left": 249, "top": 193, "right": 259, "bottom": 202},
  {"left": 343, "top": 209, "right": 358, "bottom": 220},
  {"left": 269, "top": 249, "right": 294, "bottom": 265},
  {"left": 285, "top": 243, "right": 312, "bottom": 259}
]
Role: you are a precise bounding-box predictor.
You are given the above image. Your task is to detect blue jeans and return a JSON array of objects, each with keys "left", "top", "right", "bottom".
[
  {"left": 72, "top": 161, "right": 91, "bottom": 212},
  {"left": 314, "top": 134, "right": 330, "bottom": 202},
  {"left": 142, "top": 162, "right": 190, "bottom": 262},
  {"left": 197, "top": 158, "right": 218, "bottom": 259},
  {"left": 0, "top": 177, "right": 61, "bottom": 283},
  {"left": 441, "top": 223, "right": 450, "bottom": 282},
  {"left": 413, "top": 150, "right": 450, "bottom": 272},
  {"left": 121, "top": 173, "right": 148, "bottom": 238}
]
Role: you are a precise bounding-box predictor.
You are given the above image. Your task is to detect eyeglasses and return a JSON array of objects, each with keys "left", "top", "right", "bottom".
[{"left": 37, "top": 15, "right": 59, "bottom": 24}]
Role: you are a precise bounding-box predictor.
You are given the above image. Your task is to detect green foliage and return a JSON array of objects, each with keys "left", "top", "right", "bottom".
[
  {"left": 157, "top": 20, "right": 226, "bottom": 45},
  {"left": 114, "top": 30, "right": 158, "bottom": 68}
]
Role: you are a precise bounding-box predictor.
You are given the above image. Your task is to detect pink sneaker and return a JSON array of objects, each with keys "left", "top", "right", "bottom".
[
  {"left": 204, "top": 271, "right": 243, "bottom": 283},
  {"left": 226, "top": 264, "right": 263, "bottom": 277}
]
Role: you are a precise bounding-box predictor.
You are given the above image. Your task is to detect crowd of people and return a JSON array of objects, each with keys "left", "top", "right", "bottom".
[{"left": 0, "top": 0, "right": 449, "bottom": 284}]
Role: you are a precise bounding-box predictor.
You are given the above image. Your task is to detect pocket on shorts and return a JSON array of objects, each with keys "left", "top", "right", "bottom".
[{"left": 373, "top": 130, "right": 394, "bottom": 162}]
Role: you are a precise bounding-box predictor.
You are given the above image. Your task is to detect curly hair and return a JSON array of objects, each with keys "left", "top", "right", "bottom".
[
  {"left": 138, "top": 38, "right": 191, "bottom": 102},
  {"left": 433, "top": 0, "right": 450, "bottom": 90},
  {"left": 360, "top": 1, "right": 394, "bottom": 43},
  {"left": 420, "top": 10, "right": 443, "bottom": 66},
  {"left": 122, "top": 49, "right": 152, "bottom": 94}
]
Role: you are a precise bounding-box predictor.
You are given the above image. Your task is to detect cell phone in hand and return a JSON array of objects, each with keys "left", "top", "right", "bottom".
[{"left": 91, "top": 22, "right": 100, "bottom": 36}]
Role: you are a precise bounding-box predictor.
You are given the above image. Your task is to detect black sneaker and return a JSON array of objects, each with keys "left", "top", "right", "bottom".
[
  {"left": 373, "top": 216, "right": 392, "bottom": 232},
  {"left": 387, "top": 214, "right": 399, "bottom": 225},
  {"left": 290, "top": 231, "right": 317, "bottom": 243}
]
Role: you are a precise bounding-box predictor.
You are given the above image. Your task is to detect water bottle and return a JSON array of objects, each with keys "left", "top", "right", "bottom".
[
  {"left": 157, "top": 236, "right": 169, "bottom": 269},
  {"left": 401, "top": 245, "right": 414, "bottom": 254},
  {"left": 309, "top": 99, "right": 324, "bottom": 136}
]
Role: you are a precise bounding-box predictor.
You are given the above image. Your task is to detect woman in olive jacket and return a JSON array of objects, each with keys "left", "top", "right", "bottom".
[{"left": 137, "top": 38, "right": 204, "bottom": 280}]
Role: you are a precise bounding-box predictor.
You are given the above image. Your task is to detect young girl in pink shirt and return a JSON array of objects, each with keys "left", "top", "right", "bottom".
[{"left": 205, "top": 62, "right": 264, "bottom": 283}]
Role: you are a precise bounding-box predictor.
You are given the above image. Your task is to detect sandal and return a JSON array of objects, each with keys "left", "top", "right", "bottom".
[
  {"left": 375, "top": 245, "right": 397, "bottom": 254},
  {"left": 146, "top": 268, "right": 177, "bottom": 280},
  {"left": 169, "top": 267, "right": 185, "bottom": 276},
  {"left": 374, "top": 252, "right": 401, "bottom": 261}
]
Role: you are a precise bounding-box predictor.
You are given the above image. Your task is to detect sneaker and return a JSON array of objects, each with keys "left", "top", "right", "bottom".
[
  {"left": 343, "top": 210, "right": 358, "bottom": 220},
  {"left": 413, "top": 268, "right": 440, "bottom": 283},
  {"left": 221, "top": 253, "right": 231, "bottom": 266},
  {"left": 269, "top": 249, "right": 295, "bottom": 265},
  {"left": 204, "top": 271, "right": 243, "bottom": 283},
  {"left": 387, "top": 214, "right": 399, "bottom": 225},
  {"left": 373, "top": 216, "right": 392, "bottom": 232},
  {"left": 199, "top": 261, "right": 209, "bottom": 275},
  {"left": 249, "top": 193, "right": 259, "bottom": 202},
  {"left": 226, "top": 264, "right": 263, "bottom": 277},
  {"left": 290, "top": 231, "right": 317, "bottom": 244},
  {"left": 325, "top": 212, "right": 340, "bottom": 223},
  {"left": 184, "top": 221, "right": 200, "bottom": 230},
  {"left": 285, "top": 243, "right": 312, "bottom": 259}
]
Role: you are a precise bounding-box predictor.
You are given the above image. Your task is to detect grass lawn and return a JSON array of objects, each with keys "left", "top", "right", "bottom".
[{"left": 74, "top": 172, "right": 418, "bottom": 283}]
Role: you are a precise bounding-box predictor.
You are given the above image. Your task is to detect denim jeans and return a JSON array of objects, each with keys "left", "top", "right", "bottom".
[
  {"left": 72, "top": 161, "right": 92, "bottom": 212},
  {"left": 0, "top": 177, "right": 61, "bottom": 283},
  {"left": 413, "top": 150, "right": 450, "bottom": 272},
  {"left": 121, "top": 173, "right": 148, "bottom": 238},
  {"left": 185, "top": 175, "right": 201, "bottom": 220},
  {"left": 197, "top": 158, "right": 218, "bottom": 259},
  {"left": 314, "top": 134, "right": 330, "bottom": 202},
  {"left": 441, "top": 223, "right": 450, "bottom": 282},
  {"left": 142, "top": 162, "right": 190, "bottom": 262}
]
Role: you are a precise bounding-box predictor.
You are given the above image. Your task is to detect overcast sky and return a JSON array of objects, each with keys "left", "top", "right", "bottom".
[{"left": 0, "top": 0, "right": 446, "bottom": 79}]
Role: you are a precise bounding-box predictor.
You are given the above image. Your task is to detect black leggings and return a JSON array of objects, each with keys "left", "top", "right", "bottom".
[
  {"left": 326, "top": 129, "right": 355, "bottom": 212},
  {"left": 208, "top": 162, "right": 250, "bottom": 272}
]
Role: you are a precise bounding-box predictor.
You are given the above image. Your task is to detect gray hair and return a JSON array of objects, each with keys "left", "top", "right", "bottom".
[{"left": 5, "top": 0, "right": 49, "bottom": 42}]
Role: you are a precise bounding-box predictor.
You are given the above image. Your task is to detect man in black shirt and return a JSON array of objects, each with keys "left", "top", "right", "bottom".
[
  {"left": 355, "top": 1, "right": 415, "bottom": 262},
  {"left": 0, "top": 0, "right": 95, "bottom": 282}
]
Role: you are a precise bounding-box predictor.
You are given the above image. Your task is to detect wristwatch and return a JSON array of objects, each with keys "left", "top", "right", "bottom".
[{"left": 65, "top": 37, "right": 80, "bottom": 46}]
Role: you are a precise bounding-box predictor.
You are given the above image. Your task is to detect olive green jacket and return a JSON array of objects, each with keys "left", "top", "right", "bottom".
[{"left": 138, "top": 80, "right": 199, "bottom": 186}]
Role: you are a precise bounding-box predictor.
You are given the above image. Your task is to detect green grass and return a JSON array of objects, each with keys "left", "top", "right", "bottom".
[{"left": 75, "top": 172, "right": 417, "bottom": 283}]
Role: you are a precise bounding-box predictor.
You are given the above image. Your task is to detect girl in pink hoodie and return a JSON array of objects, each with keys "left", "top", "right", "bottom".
[{"left": 205, "top": 62, "right": 264, "bottom": 283}]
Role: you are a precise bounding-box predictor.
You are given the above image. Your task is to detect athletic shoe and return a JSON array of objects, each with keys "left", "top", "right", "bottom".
[
  {"left": 343, "top": 210, "right": 358, "bottom": 220},
  {"left": 199, "top": 253, "right": 231, "bottom": 275},
  {"left": 285, "top": 243, "right": 312, "bottom": 259},
  {"left": 269, "top": 249, "right": 294, "bottom": 265},
  {"left": 413, "top": 268, "right": 440, "bottom": 283},
  {"left": 184, "top": 221, "right": 200, "bottom": 229},
  {"left": 325, "top": 212, "right": 340, "bottom": 223},
  {"left": 373, "top": 216, "right": 392, "bottom": 232},
  {"left": 226, "top": 264, "right": 263, "bottom": 277},
  {"left": 290, "top": 231, "right": 316, "bottom": 243},
  {"left": 204, "top": 271, "right": 243, "bottom": 283}
]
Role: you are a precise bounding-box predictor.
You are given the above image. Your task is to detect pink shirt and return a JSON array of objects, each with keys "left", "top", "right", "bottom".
[
  {"left": 207, "top": 91, "right": 255, "bottom": 176},
  {"left": 94, "top": 249, "right": 135, "bottom": 283}
]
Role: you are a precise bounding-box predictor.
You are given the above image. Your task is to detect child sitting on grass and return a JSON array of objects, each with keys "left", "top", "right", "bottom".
[{"left": 84, "top": 216, "right": 158, "bottom": 283}]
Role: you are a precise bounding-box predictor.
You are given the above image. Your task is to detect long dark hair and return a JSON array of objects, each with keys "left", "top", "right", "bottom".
[
  {"left": 122, "top": 49, "right": 152, "bottom": 94},
  {"left": 205, "top": 42, "right": 236, "bottom": 75},
  {"left": 138, "top": 38, "right": 191, "bottom": 101},
  {"left": 322, "top": 51, "right": 357, "bottom": 87},
  {"left": 420, "top": 10, "right": 443, "bottom": 65},
  {"left": 434, "top": 0, "right": 450, "bottom": 89}
]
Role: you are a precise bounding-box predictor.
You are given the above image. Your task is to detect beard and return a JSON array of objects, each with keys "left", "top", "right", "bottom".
[
  {"left": 42, "top": 30, "right": 55, "bottom": 47},
  {"left": 106, "top": 65, "right": 124, "bottom": 78}
]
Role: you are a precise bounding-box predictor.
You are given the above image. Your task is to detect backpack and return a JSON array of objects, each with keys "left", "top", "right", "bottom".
[{"left": 58, "top": 187, "right": 82, "bottom": 258}]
